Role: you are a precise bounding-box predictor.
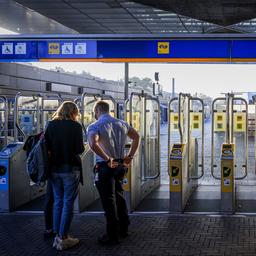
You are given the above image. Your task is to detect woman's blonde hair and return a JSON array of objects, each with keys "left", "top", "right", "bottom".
[{"left": 52, "top": 101, "right": 81, "bottom": 121}]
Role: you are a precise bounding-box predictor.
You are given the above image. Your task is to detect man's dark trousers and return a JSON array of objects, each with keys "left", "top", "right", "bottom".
[{"left": 95, "top": 162, "right": 130, "bottom": 240}]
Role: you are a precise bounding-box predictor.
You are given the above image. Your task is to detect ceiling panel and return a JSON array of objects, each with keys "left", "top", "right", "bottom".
[
  {"left": 133, "top": 0, "right": 256, "bottom": 27},
  {"left": 0, "top": 0, "right": 77, "bottom": 34},
  {"left": 2, "top": 0, "right": 254, "bottom": 34}
]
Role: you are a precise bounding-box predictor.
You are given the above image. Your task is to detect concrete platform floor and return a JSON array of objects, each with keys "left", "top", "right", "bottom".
[{"left": 1, "top": 213, "right": 256, "bottom": 256}]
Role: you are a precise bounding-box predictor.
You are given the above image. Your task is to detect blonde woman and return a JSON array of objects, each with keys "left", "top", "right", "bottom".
[{"left": 45, "top": 101, "right": 84, "bottom": 251}]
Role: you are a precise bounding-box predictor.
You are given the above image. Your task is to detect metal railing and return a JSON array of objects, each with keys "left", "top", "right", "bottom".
[
  {"left": 129, "top": 91, "right": 160, "bottom": 180},
  {"left": 167, "top": 97, "right": 178, "bottom": 176},
  {"left": 144, "top": 95, "right": 160, "bottom": 180},
  {"left": 189, "top": 97, "right": 205, "bottom": 179},
  {"left": 211, "top": 97, "right": 226, "bottom": 180},
  {"left": 233, "top": 97, "right": 248, "bottom": 180},
  {"left": 41, "top": 94, "right": 63, "bottom": 130},
  {"left": 80, "top": 92, "right": 117, "bottom": 127},
  {"left": 14, "top": 92, "right": 41, "bottom": 141}
]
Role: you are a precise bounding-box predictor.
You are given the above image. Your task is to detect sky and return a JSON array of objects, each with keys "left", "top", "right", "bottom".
[{"left": 1, "top": 26, "right": 256, "bottom": 98}]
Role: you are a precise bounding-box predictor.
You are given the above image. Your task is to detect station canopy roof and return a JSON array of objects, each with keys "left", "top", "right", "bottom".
[{"left": 4, "top": 0, "right": 256, "bottom": 34}]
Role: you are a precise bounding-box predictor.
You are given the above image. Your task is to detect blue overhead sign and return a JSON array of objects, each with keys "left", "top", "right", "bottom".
[
  {"left": 38, "top": 40, "right": 97, "bottom": 58},
  {"left": 2, "top": 38, "right": 256, "bottom": 61}
]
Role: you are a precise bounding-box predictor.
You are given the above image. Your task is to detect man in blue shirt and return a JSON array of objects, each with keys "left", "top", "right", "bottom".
[{"left": 87, "top": 100, "right": 140, "bottom": 245}]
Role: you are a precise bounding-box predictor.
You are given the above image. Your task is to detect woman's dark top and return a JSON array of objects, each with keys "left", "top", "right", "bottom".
[{"left": 45, "top": 119, "right": 84, "bottom": 171}]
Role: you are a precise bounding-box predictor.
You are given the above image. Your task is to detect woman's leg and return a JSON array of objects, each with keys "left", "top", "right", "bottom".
[
  {"left": 58, "top": 170, "right": 80, "bottom": 237},
  {"left": 50, "top": 173, "right": 64, "bottom": 236}
]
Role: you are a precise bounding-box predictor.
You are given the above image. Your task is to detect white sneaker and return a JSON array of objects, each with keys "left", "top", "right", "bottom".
[
  {"left": 53, "top": 236, "right": 68, "bottom": 251},
  {"left": 53, "top": 235, "right": 79, "bottom": 251}
]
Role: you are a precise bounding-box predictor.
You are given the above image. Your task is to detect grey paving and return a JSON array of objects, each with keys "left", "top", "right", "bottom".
[{"left": 1, "top": 213, "right": 256, "bottom": 256}]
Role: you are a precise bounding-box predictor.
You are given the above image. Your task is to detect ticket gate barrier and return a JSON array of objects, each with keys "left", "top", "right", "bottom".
[
  {"left": 76, "top": 92, "right": 117, "bottom": 211},
  {"left": 168, "top": 93, "right": 204, "bottom": 213},
  {"left": 0, "top": 96, "right": 8, "bottom": 150},
  {"left": 0, "top": 92, "right": 62, "bottom": 212},
  {"left": 211, "top": 93, "right": 248, "bottom": 213},
  {"left": 124, "top": 91, "right": 160, "bottom": 211},
  {"left": 0, "top": 93, "right": 41, "bottom": 211}
]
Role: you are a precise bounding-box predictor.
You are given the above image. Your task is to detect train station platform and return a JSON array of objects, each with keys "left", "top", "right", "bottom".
[{"left": 1, "top": 213, "right": 256, "bottom": 256}]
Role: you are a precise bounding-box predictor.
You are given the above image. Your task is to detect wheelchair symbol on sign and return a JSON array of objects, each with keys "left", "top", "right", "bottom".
[
  {"left": 64, "top": 46, "right": 70, "bottom": 54},
  {"left": 4, "top": 46, "right": 11, "bottom": 54}
]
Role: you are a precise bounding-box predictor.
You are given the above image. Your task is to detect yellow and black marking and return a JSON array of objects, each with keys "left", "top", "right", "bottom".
[
  {"left": 170, "top": 144, "right": 185, "bottom": 193},
  {"left": 190, "top": 112, "right": 202, "bottom": 130},
  {"left": 214, "top": 112, "right": 226, "bottom": 132},
  {"left": 221, "top": 144, "right": 235, "bottom": 193},
  {"left": 234, "top": 112, "right": 246, "bottom": 132}
]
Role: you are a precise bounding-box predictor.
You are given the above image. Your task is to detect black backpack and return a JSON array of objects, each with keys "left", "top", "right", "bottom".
[
  {"left": 24, "top": 132, "right": 50, "bottom": 185},
  {"left": 23, "top": 132, "right": 44, "bottom": 158}
]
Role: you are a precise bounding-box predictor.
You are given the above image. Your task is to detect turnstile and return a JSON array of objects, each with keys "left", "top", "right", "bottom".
[
  {"left": 211, "top": 93, "right": 248, "bottom": 213},
  {"left": 0, "top": 92, "right": 62, "bottom": 212},
  {"left": 168, "top": 93, "right": 204, "bottom": 213},
  {"left": 124, "top": 91, "right": 160, "bottom": 211}
]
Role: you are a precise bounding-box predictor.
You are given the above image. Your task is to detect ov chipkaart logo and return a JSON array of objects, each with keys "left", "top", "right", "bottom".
[
  {"left": 48, "top": 43, "right": 60, "bottom": 54},
  {"left": 158, "top": 42, "right": 170, "bottom": 54}
]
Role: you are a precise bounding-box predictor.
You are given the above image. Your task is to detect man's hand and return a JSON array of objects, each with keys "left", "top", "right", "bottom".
[
  {"left": 123, "top": 155, "right": 133, "bottom": 167},
  {"left": 107, "top": 158, "right": 119, "bottom": 168}
]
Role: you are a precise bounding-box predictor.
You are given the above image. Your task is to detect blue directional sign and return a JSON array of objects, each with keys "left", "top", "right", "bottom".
[{"left": 1, "top": 38, "right": 256, "bottom": 62}]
